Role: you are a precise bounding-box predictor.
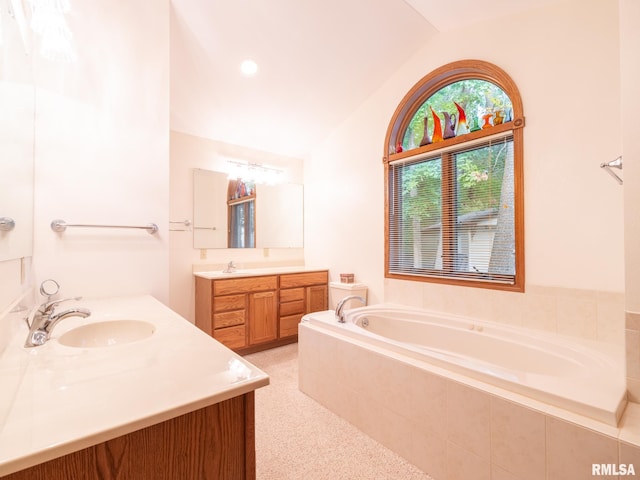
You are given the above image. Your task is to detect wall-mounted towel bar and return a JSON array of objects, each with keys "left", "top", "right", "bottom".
[
  {"left": 600, "top": 156, "right": 623, "bottom": 185},
  {"left": 51, "top": 219, "right": 159, "bottom": 235},
  {"left": 0, "top": 217, "right": 16, "bottom": 232},
  {"left": 169, "top": 220, "right": 192, "bottom": 232}
]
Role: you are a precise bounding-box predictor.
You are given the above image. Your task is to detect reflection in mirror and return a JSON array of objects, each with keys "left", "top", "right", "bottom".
[
  {"left": 0, "top": 6, "right": 35, "bottom": 261},
  {"left": 228, "top": 179, "right": 255, "bottom": 248},
  {"left": 193, "top": 168, "right": 303, "bottom": 249}
]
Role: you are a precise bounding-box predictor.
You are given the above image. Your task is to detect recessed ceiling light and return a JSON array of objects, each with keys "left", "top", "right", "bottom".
[{"left": 240, "top": 59, "right": 258, "bottom": 76}]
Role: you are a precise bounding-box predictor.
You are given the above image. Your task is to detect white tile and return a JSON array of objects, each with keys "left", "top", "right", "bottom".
[
  {"left": 619, "top": 441, "right": 640, "bottom": 470},
  {"left": 446, "top": 440, "right": 490, "bottom": 480},
  {"left": 521, "top": 293, "right": 557, "bottom": 333},
  {"left": 546, "top": 417, "right": 618, "bottom": 480},
  {"left": 491, "top": 397, "right": 545, "bottom": 480},
  {"left": 446, "top": 381, "right": 491, "bottom": 460},
  {"left": 491, "top": 464, "right": 520, "bottom": 480},
  {"left": 410, "top": 369, "right": 448, "bottom": 436},
  {"left": 556, "top": 297, "right": 597, "bottom": 340},
  {"left": 410, "top": 428, "right": 447, "bottom": 480},
  {"left": 627, "top": 329, "right": 640, "bottom": 379}
]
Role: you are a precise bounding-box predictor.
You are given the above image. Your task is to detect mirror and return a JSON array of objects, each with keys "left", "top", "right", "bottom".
[
  {"left": 0, "top": 6, "right": 35, "bottom": 261},
  {"left": 193, "top": 168, "right": 303, "bottom": 249}
]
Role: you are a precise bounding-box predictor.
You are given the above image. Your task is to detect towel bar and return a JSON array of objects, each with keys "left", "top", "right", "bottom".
[{"left": 51, "top": 219, "right": 159, "bottom": 235}]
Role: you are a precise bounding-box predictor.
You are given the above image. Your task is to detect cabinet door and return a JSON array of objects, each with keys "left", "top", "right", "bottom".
[
  {"left": 306, "top": 284, "right": 328, "bottom": 313},
  {"left": 280, "top": 313, "right": 304, "bottom": 338},
  {"left": 213, "top": 325, "right": 246, "bottom": 350},
  {"left": 249, "top": 291, "right": 277, "bottom": 345}
]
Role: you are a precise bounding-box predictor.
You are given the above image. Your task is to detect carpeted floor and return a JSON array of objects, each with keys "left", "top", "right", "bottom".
[{"left": 245, "top": 343, "right": 435, "bottom": 480}]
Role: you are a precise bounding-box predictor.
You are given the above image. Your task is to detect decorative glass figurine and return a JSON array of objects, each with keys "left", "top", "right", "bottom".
[
  {"left": 504, "top": 107, "right": 512, "bottom": 123},
  {"left": 443, "top": 112, "right": 456, "bottom": 139},
  {"left": 430, "top": 107, "right": 443, "bottom": 143},
  {"left": 454, "top": 101, "right": 469, "bottom": 135},
  {"left": 481, "top": 113, "right": 493, "bottom": 129},
  {"left": 469, "top": 115, "right": 481, "bottom": 132},
  {"left": 419, "top": 116, "right": 431, "bottom": 146}
]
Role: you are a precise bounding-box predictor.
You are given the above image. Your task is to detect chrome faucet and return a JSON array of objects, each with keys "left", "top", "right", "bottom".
[
  {"left": 24, "top": 297, "right": 91, "bottom": 347},
  {"left": 223, "top": 261, "right": 237, "bottom": 273},
  {"left": 335, "top": 295, "right": 367, "bottom": 323}
]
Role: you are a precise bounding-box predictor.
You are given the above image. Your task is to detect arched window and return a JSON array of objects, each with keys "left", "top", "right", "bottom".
[{"left": 384, "top": 60, "right": 524, "bottom": 291}]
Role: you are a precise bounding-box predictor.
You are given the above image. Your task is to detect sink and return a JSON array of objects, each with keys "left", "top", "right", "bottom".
[{"left": 57, "top": 320, "right": 155, "bottom": 348}]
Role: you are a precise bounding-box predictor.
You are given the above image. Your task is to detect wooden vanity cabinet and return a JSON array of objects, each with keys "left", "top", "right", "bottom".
[
  {"left": 196, "top": 275, "right": 277, "bottom": 352},
  {"left": 4, "top": 393, "right": 256, "bottom": 480},
  {"left": 279, "top": 271, "right": 328, "bottom": 339},
  {"left": 196, "top": 270, "right": 328, "bottom": 354}
]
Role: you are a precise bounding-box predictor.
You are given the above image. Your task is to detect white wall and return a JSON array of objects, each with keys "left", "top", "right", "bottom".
[
  {"left": 306, "top": 0, "right": 625, "bottom": 332},
  {"left": 170, "top": 131, "right": 305, "bottom": 322},
  {"left": 621, "top": 0, "right": 640, "bottom": 313},
  {"left": 0, "top": 0, "right": 628, "bottom": 337},
  {"left": 30, "top": 2, "right": 170, "bottom": 302}
]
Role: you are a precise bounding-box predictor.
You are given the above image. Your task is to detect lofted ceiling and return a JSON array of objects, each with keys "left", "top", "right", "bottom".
[{"left": 170, "top": 0, "right": 557, "bottom": 159}]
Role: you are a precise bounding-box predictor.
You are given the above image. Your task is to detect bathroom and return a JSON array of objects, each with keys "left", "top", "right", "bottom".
[{"left": 1, "top": 0, "right": 639, "bottom": 479}]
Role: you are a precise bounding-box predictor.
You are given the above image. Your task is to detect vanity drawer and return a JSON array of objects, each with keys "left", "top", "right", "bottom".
[
  {"left": 280, "top": 300, "right": 305, "bottom": 317},
  {"left": 280, "top": 314, "right": 303, "bottom": 338},
  {"left": 214, "top": 310, "right": 245, "bottom": 329},
  {"left": 280, "top": 287, "right": 304, "bottom": 303},
  {"left": 213, "top": 294, "right": 246, "bottom": 312},
  {"left": 279, "top": 271, "right": 328, "bottom": 289},
  {"left": 214, "top": 276, "right": 278, "bottom": 296},
  {"left": 213, "top": 325, "right": 246, "bottom": 349}
]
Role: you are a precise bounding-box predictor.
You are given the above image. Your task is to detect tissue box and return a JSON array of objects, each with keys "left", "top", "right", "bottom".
[{"left": 340, "top": 273, "right": 355, "bottom": 283}]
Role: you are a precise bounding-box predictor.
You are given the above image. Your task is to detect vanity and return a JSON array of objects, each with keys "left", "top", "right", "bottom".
[
  {"left": 195, "top": 267, "right": 328, "bottom": 354},
  {"left": 0, "top": 295, "right": 269, "bottom": 479}
]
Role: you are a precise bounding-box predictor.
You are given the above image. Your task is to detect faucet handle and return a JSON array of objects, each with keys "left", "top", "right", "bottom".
[
  {"left": 42, "top": 296, "right": 82, "bottom": 314},
  {"left": 223, "top": 260, "right": 237, "bottom": 273},
  {"left": 39, "top": 279, "right": 60, "bottom": 298}
]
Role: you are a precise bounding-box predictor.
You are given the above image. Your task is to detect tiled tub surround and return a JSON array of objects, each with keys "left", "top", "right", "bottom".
[
  {"left": 385, "top": 281, "right": 625, "bottom": 346},
  {"left": 626, "top": 311, "right": 640, "bottom": 402},
  {"left": 299, "top": 311, "right": 640, "bottom": 480},
  {"left": 306, "top": 306, "right": 626, "bottom": 425}
]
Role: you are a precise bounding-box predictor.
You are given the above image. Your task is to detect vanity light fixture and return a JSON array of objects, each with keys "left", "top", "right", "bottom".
[
  {"left": 6, "top": 0, "right": 32, "bottom": 54},
  {"left": 27, "top": 0, "right": 76, "bottom": 62},
  {"left": 240, "top": 59, "right": 258, "bottom": 76},
  {"left": 3, "top": 0, "right": 74, "bottom": 60},
  {"left": 226, "top": 160, "right": 284, "bottom": 185}
]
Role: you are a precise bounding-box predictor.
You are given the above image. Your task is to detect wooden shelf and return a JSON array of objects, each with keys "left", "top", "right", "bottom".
[{"left": 384, "top": 118, "right": 524, "bottom": 164}]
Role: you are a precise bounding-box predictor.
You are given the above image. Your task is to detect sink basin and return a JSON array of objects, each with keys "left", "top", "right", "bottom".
[{"left": 57, "top": 320, "right": 155, "bottom": 348}]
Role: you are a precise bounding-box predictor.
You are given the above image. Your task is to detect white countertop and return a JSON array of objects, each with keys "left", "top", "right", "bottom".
[
  {"left": 194, "top": 265, "right": 328, "bottom": 280},
  {"left": 0, "top": 294, "right": 269, "bottom": 476}
]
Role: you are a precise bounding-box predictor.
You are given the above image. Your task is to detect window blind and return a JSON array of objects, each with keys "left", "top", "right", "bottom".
[{"left": 388, "top": 134, "right": 515, "bottom": 284}]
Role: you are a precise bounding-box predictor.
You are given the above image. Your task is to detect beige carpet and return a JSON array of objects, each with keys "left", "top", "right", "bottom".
[{"left": 245, "top": 343, "right": 435, "bottom": 480}]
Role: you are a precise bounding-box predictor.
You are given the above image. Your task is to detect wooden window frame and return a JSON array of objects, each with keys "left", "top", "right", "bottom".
[{"left": 383, "top": 60, "right": 525, "bottom": 292}]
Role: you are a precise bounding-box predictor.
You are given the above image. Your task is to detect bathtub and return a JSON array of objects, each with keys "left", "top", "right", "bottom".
[{"left": 300, "top": 304, "right": 627, "bottom": 426}]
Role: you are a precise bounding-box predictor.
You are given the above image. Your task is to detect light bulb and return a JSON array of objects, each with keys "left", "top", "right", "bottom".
[{"left": 240, "top": 59, "right": 258, "bottom": 76}]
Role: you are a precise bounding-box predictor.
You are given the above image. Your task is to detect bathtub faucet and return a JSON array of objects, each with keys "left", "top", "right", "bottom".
[{"left": 335, "top": 295, "right": 367, "bottom": 323}]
